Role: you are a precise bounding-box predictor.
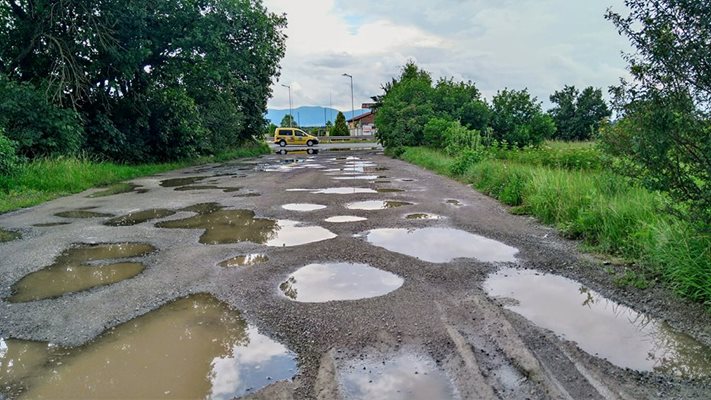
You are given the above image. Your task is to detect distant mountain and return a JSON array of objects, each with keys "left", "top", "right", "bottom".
[{"left": 266, "top": 106, "right": 368, "bottom": 127}]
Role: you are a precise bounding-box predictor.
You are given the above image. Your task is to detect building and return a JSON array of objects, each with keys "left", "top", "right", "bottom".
[{"left": 347, "top": 103, "right": 377, "bottom": 136}]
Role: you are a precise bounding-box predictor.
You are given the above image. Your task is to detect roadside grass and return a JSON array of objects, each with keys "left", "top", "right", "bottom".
[
  {"left": 400, "top": 146, "right": 711, "bottom": 307},
  {"left": 0, "top": 144, "right": 269, "bottom": 213}
]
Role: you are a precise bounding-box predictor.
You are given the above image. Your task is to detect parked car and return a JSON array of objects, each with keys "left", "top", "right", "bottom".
[{"left": 273, "top": 128, "right": 319, "bottom": 147}]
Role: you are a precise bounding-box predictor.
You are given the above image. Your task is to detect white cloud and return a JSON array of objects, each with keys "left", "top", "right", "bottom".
[{"left": 264, "top": 0, "right": 632, "bottom": 110}]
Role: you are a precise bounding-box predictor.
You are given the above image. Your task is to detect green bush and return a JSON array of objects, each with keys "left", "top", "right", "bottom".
[
  {"left": 443, "top": 121, "right": 483, "bottom": 156},
  {"left": 490, "top": 88, "right": 555, "bottom": 147},
  {"left": 423, "top": 117, "right": 453, "bottom": 148},
  {"left": 0, "top": 128, "right": 20, "bottom": 176}
]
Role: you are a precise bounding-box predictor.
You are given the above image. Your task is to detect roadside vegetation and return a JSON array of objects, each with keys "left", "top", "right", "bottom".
[{"left": 377, "top": 1, "right": 711, "bottom": 308}]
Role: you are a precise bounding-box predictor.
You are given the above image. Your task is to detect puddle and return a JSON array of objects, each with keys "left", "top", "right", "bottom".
[
  {"left": 0, "top": 228, "right": 21, "bottom": 242},
  {"left": 174, "top": 186, "right": 241, "bottom": 193},
  {"left": 235, "top": 192, "right": 261, "bottom": 197},
  {"left": 405, "top": 213, "right": 441, "bottom": 220},
  {"left": 275, "top": 149, "right": 319, "bottom": 155},
  {"left": 160, "top": 176, "right": 206, "bottom": 187},
  {"left": 376, "top": 188, "right": 404, "bottom": 193},
  {"left": 8, "top": 243, "right": 156, "bottom": 302},
  {"left": 333, "top": 175, "right": 379, "bottom": 180},
  {"left": 88, "top": 183, "right": 141, "bottom": 198},
  {"left": 282, "top": 203, "right": 327, "bottom": 212},
  {"left": 135, "top": 188, "right": 150, "bottom": 194},
  {"left": 156, "top": 207, "right": 335, "bottom": 246},
  {"left": 279, "top": 263, "right": 403, "bottom": 302},
  {"left": 339, "top": 352, "right": 460, "bottom": 400},
  {"left": 32, "top": 222, "right": 71, "bottom": 227},
  {"left": 325, "top": 216, "right": 367, "bottom": 223},
  {"left": 445, "top": 199, "right": 462, "bottom": 206},
  {"left": 312, "top": 187, "right": 377, "bottom": 194},
  {"left": 55, "top": 210, "right": 114, "bottom": 218},
  {"left": 365, "top": 228, "right": 518, "bottom": 263},
  {"left": 105, "top": 209, "right": 176, "bottom": 226},
  {"left": 346, "top": 200, "right": 413, "bottom": 210},
  {"left": 484, "top": 268, "right": 711, "bottom": 378},
  {"left": 180, "top": 202, "right": 223, "bottom": 214},
  {"left": 219, "top": 254, "right": 269, "bottom": 267},
  {"left": 0, "top": 295, "right": 297, "bottom": 399}
]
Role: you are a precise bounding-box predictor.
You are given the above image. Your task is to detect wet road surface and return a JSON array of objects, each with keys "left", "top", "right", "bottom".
[{"left": 1, "top": 148, "right": 710, "bottom": 399}]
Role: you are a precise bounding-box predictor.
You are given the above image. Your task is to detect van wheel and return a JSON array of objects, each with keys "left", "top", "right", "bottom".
[
  {"left": 306, "top": 140, "right": 314, "bottom": 147},
  {"left": 279, "top": 140, "right": 287, "bottom": 147}
]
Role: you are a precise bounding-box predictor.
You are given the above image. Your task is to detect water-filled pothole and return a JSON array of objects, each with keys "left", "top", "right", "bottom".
[
  {"left": 88, "top": 183, "right": 141, "bottom": 198},
  {"left": 55, "top": 210, "right": 114, "bottom": 218},
  {"left": 346, "top": 200, "right": 413, "bottom": 210},
  {"left": 160, "top": 176, "right": 206, "bottom": 187},
  {"left": 333, "top": 175, "right": 379, "bottom": 180},
  {"left": 32, "top": 222, "right": 71, "bottom": 227},
  {"left": 312, "top": 187, "right": 377, "bottom": 194},
  {"left": 279, "top": 263, "right": 403, "bottom": 302},
  {"left": 8, "top": 243, "right": 156, "bottom": 302},
  {"left": 484, "top": 268, "right": 711, "bottom": 378},
  {"left": 0, "top": 228, "right": 21, "bottom": 242},
  {"left": 235, "top": 192, "right": 261, "bottom": 197},
  {"left": 156, "top": 206, "right": 335, "bottom": 246},
  {"left": 376, "top": 188, "right": 404, "bottom": 193},
  {"left": 405, "top": 213, "right": 441, "bottom": 220},
  {"left": 365, "top": 228, "right": 518, "bottom": 263},
  {"left": 174, "top": 186, "right": 241, "bottom": 193},
  {"left": 105, "top": 209, "right": 176, "bottom": 226},
  {"left": 325, "top": 216, "right": 367, "bottom": 223},
  {"left": 0, "top": 294, "right": 297, "bottom": 399},
  {"left": 338, "top": 352, "right": 460, "bottom": 400},
  {"left": 282, "top": 203, "right": 327, "bottom": 212},
  {"left": 445, "top": 199, "right": 462, "bottom": 206},
  {"left": 219, "top": 254, "right": 269, "bottom": 267}
]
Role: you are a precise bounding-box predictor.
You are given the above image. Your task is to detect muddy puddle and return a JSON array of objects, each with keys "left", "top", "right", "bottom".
[
  {"left": 88, "top": 183, "right": 141, "bottom": 198},
  {"left": 160, "top": 176, "right": 206, "bottom": 187},
  {"left": 365, "top": 228, "right": 518, "bottom": 263},
  {"left": 8, "top": 243, "right": 156, "bottom": 302},
  {"left": 156, "top": 206, "right": 336, "bottom": 246},
  {"left": 105, "top": 209, "right": 176, "bottom": 226},
  {"left": 235, "top": 192, "right": 261, "bottom": 197},
  {"left": 282, "top": 203, "right": 327, "bottom": 212},
  {"left": 485, "top": 268, "right": 711, "bottom": 378},
  {"left": 325, "top": 216, "right": 367, "bottom": 223},
  {"left": 376, "top": 188, "right": 404, "bottom": 193},
  {"left": 0, "top": 295, "right": 297, "bottom": 399},
  {"left": 32, "top": 222, "right": 71, "bottom": 227},
  {"left": 333, "top": 175, "right": 379, "bottom": 181},
  {"left": 405, "top": 213, "right": 442, "bottom": 220},
  {"left": 174, "top": 185, "right": 241, "bottom": 193},
  {"left": 312, "top": 187, "right": 378, "bottom": 194},
  {"left": 445, "top": 199, "right": 463, "bottom": 206},
  {"left": 346, "top": 200, "right": 413, "bottom": 210},
  {"left": 0, "top": 228, "right": 21, "bottom": 242},
  {"left": 338, "top": 352, "right": 460, "bottom": 400},
  {"left": 219, "top": 254, "right": 269, "bottom": 267},
  {"left": 55, "top": 210, "right": 114, "bottom": 218},
  {"left": 279, "top": 263, "right": 403, "bottom": 302}
]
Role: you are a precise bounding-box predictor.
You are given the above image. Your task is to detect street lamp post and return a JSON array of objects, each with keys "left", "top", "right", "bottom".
[
  {"left": 342, "top": 73, "right": 354, "bottom": 134},
  {"left": 281, "top": 84, "right": 292, "bottom": 127}
]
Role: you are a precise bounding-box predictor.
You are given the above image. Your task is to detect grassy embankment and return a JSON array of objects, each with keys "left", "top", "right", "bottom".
[
  {"left": 0, "top": 144, "right": 269, "bottom": 214},
  {"left": 401, "top": 142, "right": 711, "bottom": 307}
]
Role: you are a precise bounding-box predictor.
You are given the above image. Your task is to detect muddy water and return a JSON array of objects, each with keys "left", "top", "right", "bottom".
[
  {"left": 346, "top": 200, "right": 413, "bottom": 210},
  {"left": 235, "top": 192, "right": 261, "bottom": 197},
  {"left": 0, "top": 295, "right": 297, "bottom": 399},
  {"left": 484, "top": 268, "right": 711, "bottom": 378},
  {"left": 8, "top": 243, "right": 156, "bottom": 302},
  {"left": 219, "top": 254, "right": 268, "bottom": 267},
  {"left": 156, "top": 207, "right": 336, "bottom": 246},
  {"left": 279, "top": 263, "right": 403, "bottom": 302},
  {"left": 445, "top": 199, "right": 463, "bottom": 206},
  {"left": 405, "top": 213, "right": 442, "bottom": 220},
  {"left": 0, "top": 228, "right": 21, "bottom": 242},
  {"left": 105, "top": 209, "right": 176, "bottom": 226},
  {"left": 312, "top": 187, "right": 377, "bottom": 194},
  {"left": 339, "top": 352, "right": 460, "bottom": 400},
  {"left": 282, "top": 203, "right": 327, "bottom": 212},
  {"left": 325, "top": 216, "right": 367, "bottom": 223},
  {"left": 32, "top": 222, "right": 71, "bottom": 227},
  {"left": 55, "top": 210, "right": 114, "bottom": 218},
  {"left": 376, "top": 188, "right": 404, "bottom": 193},
  {"left": 333, "top": 175, "right": 379, "bottom": 180},
  {"left": 365, "top": 228, "right": 518, "bottom": 263},
  {"left": 160, "top": 176, "right": 206, "bottom": 187},
  {"left": 88, "top": 183, "right": 141, "bottom": 198}
]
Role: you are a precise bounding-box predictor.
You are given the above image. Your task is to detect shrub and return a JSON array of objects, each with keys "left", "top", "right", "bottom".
[
  {"left": 490, "top": 88, "right": 555, "bottom": 147},
  {"left": 0, "top": 128, "right": 20, "bottom": 176},
  {"left": 423, "top": 117, "right": 453, "bottom": 148},
  {"left": 443, "top": 121, "right": 483, "bottom": 156}
]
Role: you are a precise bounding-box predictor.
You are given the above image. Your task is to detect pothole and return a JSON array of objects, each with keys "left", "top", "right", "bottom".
[
  {"left": 219, "top": 254, "right": 269, "bottom": 267},
  {"left": 346, "top": 200, "right": 413, "bottom": 210},
  {"left": 32, "top": 222, "right": 71, "bottom": 227},
  {"left": 55, "top": 210, "right": 114, "bottom": 218},
  {"left": 338, "top": 352, "right": 460, "bottom": 400},
  {"left": 174, "top": 186, "right": 241, "bottom": 193},
  {"left": 445, "top": 199, "right": 462, "bottom": 206},
  {"left": 281, "top": 203, "right": 327, "bottom": 212},
  {"left": 160, "top": 176, "right": 206, "bottom": 187},
  {"left": 0, "top": 294, "right": 297, "bottom": 399},
  {"left": 156, "top": 206, "right": 336, "bottom": 246},
  {"left": 333, "top": 175, "right": 379, "bottom": 181},
  {"left": 405, "top": 213, "right": 441, "bottom": 220},
  {"left": 325, "top": 216, "right": 367, "bottom": 223},
  {"left": 311, "top": 187, "right": 378, "bottom": 194},
  {"left": 7, "top": 243, "right": 156, "bottom": 302},
  {"left": 376, "top": 188, "right": 404, "bottom": 193},
  {"left": 105, "top": 209, "right": 176, "bottom": 226},
  {"left": 0, "top": 228, "right": 21, "bottom": 242},
  {"left": 484, "top": 268, "right": 711, "bottom": 379},
  {"left": 279, "top": 263, "right": 403, "bottom": 302},
  {"left": 235, "top": 192, "right": 261, "bottom": 197},
  {"left": 88, "top": 183, "right": 141, "bottom": 198},
  {"left": 365, "top": 228, "right": 518, "bottom": 263}
]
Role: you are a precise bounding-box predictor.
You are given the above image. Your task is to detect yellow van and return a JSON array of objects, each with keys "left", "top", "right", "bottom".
[{"left": 273, "top": 128, "right": 319, "bottom": 147}]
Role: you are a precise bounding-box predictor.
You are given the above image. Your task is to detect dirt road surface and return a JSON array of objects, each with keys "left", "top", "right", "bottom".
[{"left": 1, "top": 148, "right": 710, "bottom": 399}]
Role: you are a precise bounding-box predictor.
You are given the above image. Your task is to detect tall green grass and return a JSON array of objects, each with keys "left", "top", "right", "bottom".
[
  {"left": 0, "top": 144, "right": 269, "bottom": 213},
  {"left": 401, "top": 146, "right": 711, "bottom": 307}
]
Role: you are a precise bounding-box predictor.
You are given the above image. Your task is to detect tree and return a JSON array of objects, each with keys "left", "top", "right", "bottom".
[
  {"left": 280, "top": 114, "right": 297, "bottom": 128},
  {"left": 549, "top": 85, "right": 610, "bottom": 141},
  {"left": 603, "top": 1, "right": 711, "bottom": 229},
  {"left": 332, "top": 112, "right": 349, "bottom": 136},
  {"left": 490, "top": 89, "right": 555, "bottom": 147},
  {"left": 432, "top": 78, "right": 490, "bottom": 131}
]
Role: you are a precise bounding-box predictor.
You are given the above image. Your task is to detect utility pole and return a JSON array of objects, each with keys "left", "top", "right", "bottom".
[
  {"left": 281, "top": 84, "right": 292, "bottom": 127},
  {"left": 342, "top": 73, "right": 354, "bottom": 134}
]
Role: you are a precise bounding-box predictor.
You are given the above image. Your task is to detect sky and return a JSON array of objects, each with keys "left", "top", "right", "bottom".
[{"left": 262, "top": 0, "right": 632, "bottom": 111}]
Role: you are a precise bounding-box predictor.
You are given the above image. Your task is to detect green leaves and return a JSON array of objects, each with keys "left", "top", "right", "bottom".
[
  {"left": 549, "top": 85, "right": 610, "bottom": 141},
  {"left": 332, "top": 112, "right": 349, "bottom": 136}
]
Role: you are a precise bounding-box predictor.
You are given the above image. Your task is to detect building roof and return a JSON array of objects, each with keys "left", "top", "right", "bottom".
[{"left": 347, "top": 110, "right": 374, "bottom": 123}]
